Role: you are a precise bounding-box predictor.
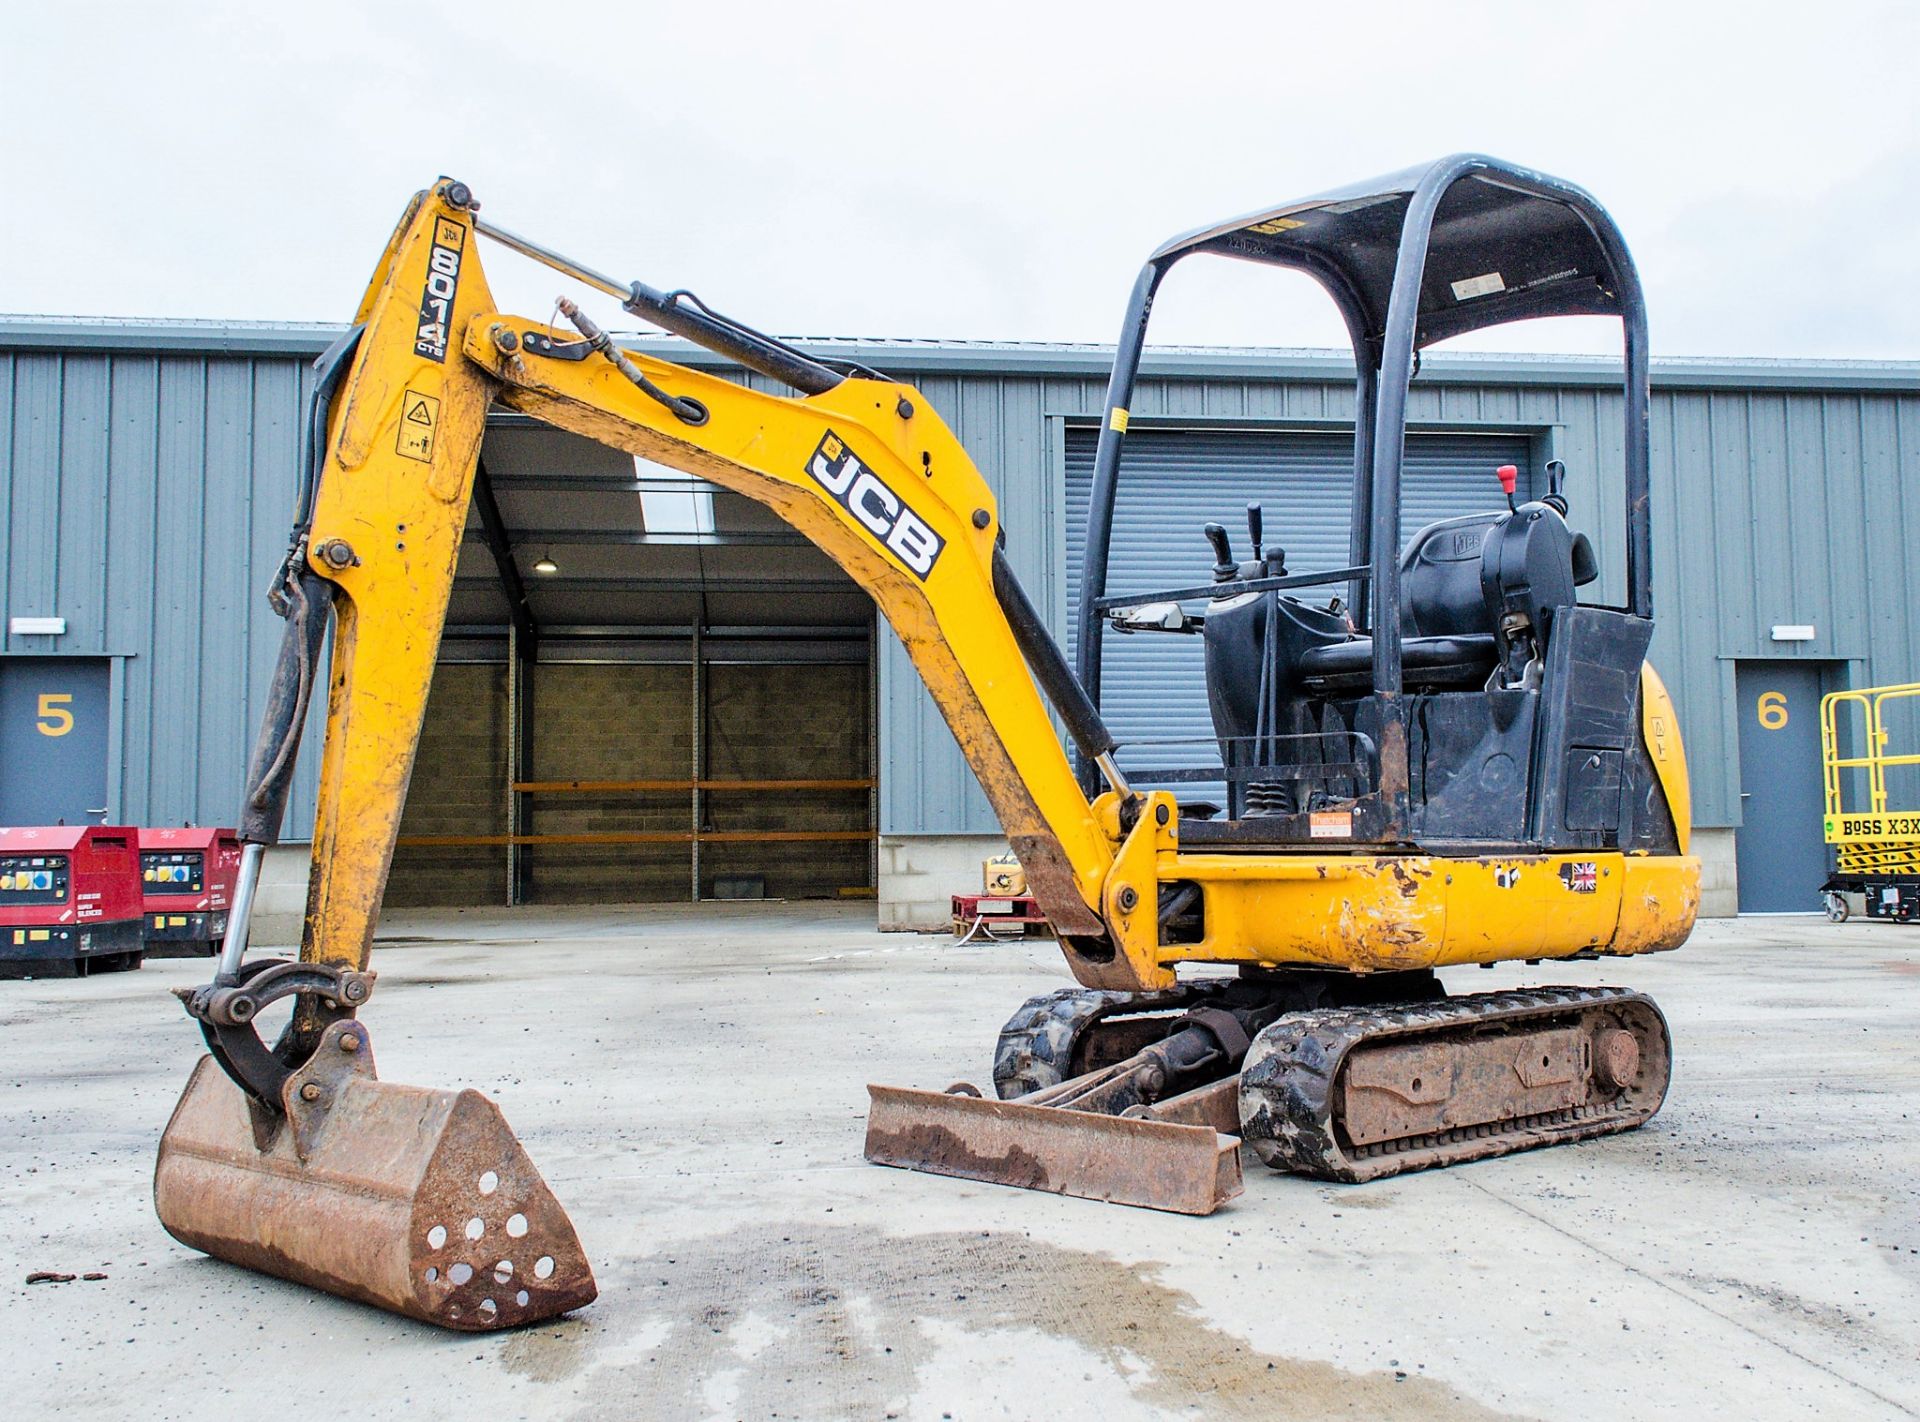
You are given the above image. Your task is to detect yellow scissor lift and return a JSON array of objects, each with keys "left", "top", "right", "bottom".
[{"left": 1821, "top": 682, "right": 1920, "bottom": 921}]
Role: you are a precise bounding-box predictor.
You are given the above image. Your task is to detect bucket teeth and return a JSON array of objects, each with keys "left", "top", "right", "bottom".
[{"left": 155, "top": 1021, "right": 595, "bottom": 1331}]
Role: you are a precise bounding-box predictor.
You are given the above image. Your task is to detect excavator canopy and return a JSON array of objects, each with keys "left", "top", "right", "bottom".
[{"left": 1151, "top": 154, "right": 1634, "bottom": 357}]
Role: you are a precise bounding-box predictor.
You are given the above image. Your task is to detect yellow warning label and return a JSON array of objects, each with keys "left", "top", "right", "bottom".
[
  {"left": 169, "top": 915, "right": 187, "bottom": 927},
  {"left": 1247, "top": 216, "right": 1305, "bottom": 235},
  {"left": 433, "top": 217, "right": 466, "bottom": 251},
  {"left": 1108, "top": 407, "right": 1129, "bottom": 433},
  {"left": 29, "top": 929, "right": 49, "bottom": 941},
  {"left": 397, "top": 389, "right": 441, "bottom": 463}
]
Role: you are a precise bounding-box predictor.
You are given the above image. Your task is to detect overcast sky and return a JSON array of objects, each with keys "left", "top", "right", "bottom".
[{"left": 6, "top": 2, "right": 1917, "bottom": 360}]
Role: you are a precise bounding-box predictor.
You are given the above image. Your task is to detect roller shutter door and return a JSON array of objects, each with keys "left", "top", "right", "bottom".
[{"left": 1064, "top": 426, "right": 1532, "bottom": 780}]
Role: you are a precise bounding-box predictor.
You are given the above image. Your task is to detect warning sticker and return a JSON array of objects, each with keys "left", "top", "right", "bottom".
[
  {"left": 1308, "top": 810, "right": 1351, "bottom": 840},
  {"left": 1246, "top": 216, "right": 1305, "bottom": 236},
  {"left": 1450, "top": 271, "right": 1505, "bottom": 301},
  {"left": 396, "top": 389, "right": 440, "bottom": 463}
]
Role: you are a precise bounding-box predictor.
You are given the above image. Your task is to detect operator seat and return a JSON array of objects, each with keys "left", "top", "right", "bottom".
[
  {"left": 1295, "top": 512, "right": 1503, "bottom": 693},
  {"left": 1295, "top": 503, "right": 1594, "bottom": 694}
]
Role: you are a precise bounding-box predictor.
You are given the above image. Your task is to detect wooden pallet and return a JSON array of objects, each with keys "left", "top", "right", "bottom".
[{"left": 950, "top": 893, "right": 1053, "bottom": 941}]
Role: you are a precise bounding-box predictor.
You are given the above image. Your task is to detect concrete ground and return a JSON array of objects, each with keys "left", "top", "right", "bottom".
[{"left": 2, "top": 905, "right": 1917, "bottom": 1422}]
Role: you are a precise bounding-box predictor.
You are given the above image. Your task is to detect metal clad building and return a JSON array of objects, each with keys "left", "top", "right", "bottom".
[
  {"left": 4, "top": 318, "right": 1918, "bottom": 928},
  {"left": 0, "top": 322, "right": 330, "bottom": 844}
]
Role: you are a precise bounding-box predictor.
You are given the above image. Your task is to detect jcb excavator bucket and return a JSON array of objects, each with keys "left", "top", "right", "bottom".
[
  {"left": 154, "top": 1021, "right": 595, "bottom": 1331},
  {"left": 864, "top": 1083, "right": 1243, "bottom": 1215}
]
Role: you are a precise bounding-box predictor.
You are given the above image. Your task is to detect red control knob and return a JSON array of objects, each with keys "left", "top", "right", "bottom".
[{"left": 1495, "top": 464, "right": 1519, "bottom": 497}]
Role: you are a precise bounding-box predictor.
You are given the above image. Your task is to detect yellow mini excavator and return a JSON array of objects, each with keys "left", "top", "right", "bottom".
[{"left": 156, "top": 155, "right": 1700, "bottom": 1332}]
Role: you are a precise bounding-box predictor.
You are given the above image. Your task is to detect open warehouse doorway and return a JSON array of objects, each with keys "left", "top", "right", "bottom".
[{"left": 384, "top": 418, "right": 876, "bottom": 910}]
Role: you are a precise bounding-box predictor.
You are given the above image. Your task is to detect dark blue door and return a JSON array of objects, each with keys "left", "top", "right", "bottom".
[
  {"left": 0, "top": 658, "right": 111, "bottom": 825},
  {"left": 1734, "top": 661, "right": 1826, "bottom": 913}
]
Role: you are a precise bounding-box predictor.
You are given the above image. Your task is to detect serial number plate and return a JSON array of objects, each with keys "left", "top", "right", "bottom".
[{"left": 1829, "top": 813, "right": 1920, "bottom": 841}]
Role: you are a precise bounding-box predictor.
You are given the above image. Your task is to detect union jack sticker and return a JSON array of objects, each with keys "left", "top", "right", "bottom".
[{"left": 1560, "top": 861, "right": 1598, "bottom": 894}]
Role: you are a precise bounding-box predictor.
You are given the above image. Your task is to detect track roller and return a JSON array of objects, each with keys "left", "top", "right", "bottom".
[{"left": 1238, "top": 985, "right": 1670, "bottom": 1182}]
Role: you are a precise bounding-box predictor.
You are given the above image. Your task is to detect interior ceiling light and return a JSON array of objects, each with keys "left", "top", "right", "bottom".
[{"left": 532, "top": 550, "right": 559, "bottom": 575}]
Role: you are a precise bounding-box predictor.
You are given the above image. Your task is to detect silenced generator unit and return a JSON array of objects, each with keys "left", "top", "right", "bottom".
[
  {"left": 0, "top": 825, "right": 144, "bottom": 978},
  {"left": 139, "top": 826, "right": 242, "bottom": 957}
]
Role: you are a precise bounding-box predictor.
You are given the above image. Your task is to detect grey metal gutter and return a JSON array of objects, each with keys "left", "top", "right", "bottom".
[
  {"left": 3, "top": 316, "right": 1916, "bottom": 393},
  {"left": 0, "top": 316, "right": 347, "bottom": 357}
]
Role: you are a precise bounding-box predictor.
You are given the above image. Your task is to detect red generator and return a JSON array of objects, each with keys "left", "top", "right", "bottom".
[
  {"left": 0, "top": 825, "right": 144, "bottom": 978},
  {"left": 139, "top": 826, "right": 242, "bottom": 958}
]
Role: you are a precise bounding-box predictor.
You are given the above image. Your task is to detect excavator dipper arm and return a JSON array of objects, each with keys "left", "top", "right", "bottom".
[
  {"left": 157, "top": 179, "right": 1206, "bottom": 1333},
  {"left": 289, "top": 181, "right": 1151, "bottom": 985}
]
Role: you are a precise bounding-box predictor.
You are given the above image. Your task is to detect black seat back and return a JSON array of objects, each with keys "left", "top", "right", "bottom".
[
  {"left": 1400, "top": 513, "right": 1503, "bottom": 638},
  {"left": 1480, "top": 503, "right": 1579, "bottom": 664}
]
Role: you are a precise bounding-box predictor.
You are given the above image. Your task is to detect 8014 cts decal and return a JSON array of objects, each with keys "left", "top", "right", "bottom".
[
  {"left": 413, "top": 217, "right": 466, "bottom": 362},
  {"left": 806, "top": 431, "right": 946, "bottom": 579}
]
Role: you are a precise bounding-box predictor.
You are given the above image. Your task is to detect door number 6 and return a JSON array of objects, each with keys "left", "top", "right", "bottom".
[
  {"left": 1757, "top": 690, "right": 1789, "bottom": 731},
  {"left": 35, "top": 693, "right": 74, "bottom": 737}
]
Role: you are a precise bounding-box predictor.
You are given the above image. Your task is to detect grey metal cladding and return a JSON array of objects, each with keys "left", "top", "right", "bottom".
[
  {"left": 0, "top": 345, "right": 326, "bottom": 835},
  {"left": 878, "top": 361, "right": 1920, "bottom": 839},
  {"left": 1063, "top": 427, "right": 1534, "bottom": 791},
  {"left": 4, "top": 321, "right": 1919, "bottom": 841}
]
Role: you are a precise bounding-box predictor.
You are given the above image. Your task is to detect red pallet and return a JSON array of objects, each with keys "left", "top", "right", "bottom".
[{"left": 951, "top": 892, "right": 1053, "bottom": 941}]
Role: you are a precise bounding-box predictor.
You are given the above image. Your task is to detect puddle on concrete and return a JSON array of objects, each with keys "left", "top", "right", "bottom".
[{"left": 504, "top": 1226, "right": 1525, "bottom": 1421}]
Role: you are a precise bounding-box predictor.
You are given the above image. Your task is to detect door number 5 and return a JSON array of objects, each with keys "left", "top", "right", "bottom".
[
  {"left": 1757, "top": 690, "right": 1789, "bottom": 730},
  {"left": 36, "top": 693, "right": 74, "bottom": 737}
]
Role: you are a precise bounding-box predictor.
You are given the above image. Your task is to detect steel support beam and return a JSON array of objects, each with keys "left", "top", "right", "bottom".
[
  {"left": 471, "top": 459, "right": 538, "bottom": 655},
  {"left": 462, "top": 527, "right": 809, "bottom": 548}
]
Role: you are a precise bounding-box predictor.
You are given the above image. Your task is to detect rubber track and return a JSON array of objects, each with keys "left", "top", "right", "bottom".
[
  {"left": 990, "top": 983, "right": 1228, "bottom": 1100},
  {"left": 1238, "top": 985, "right": 1669, "bottom": 1183}
]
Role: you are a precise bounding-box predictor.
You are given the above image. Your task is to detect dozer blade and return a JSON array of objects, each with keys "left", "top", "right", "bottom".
[
  {"left": 864, "top": 1084, "right": 1243, "bottom": 1215},
  {"left": 154, "top": 1020, "right": 595, "bottom": 1331}
]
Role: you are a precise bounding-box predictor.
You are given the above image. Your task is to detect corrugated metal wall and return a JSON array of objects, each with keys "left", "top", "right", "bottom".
[
  {"left": 868, "top": 355, "right": 1920, "bottom": 837},
  {"left": 0, "top": 335, "right": 328, "bottom": 834},
  {"left": 5, "top": 324, "right": 1917, "bottom": 842}
]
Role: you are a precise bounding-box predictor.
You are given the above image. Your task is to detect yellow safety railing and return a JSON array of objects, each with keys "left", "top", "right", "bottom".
[{"left": 1821, "top": 682, "right": 1920, "bottom": 842}]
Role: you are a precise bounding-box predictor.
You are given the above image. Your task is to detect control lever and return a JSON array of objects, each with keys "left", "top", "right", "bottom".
[
  {"left": 1543, "top": 459, "right": 1569, "bottom": 516},
  {"left": 1204, "top": 522, "right": 1235, "bottom": 582},
  {"left": 1496, "top": 464, "right": 1519, "bottom": 513},
  {"left": 1246, "top": 503, "right": 1264, "bottom": 564}
]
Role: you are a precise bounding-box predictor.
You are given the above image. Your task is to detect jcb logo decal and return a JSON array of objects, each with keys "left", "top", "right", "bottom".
[
  {"left": 414, "top": 218, "right": 466, "bottom": 362},
  {"left": 806, "top": 431, "right": 945, "bottom": 579}
]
